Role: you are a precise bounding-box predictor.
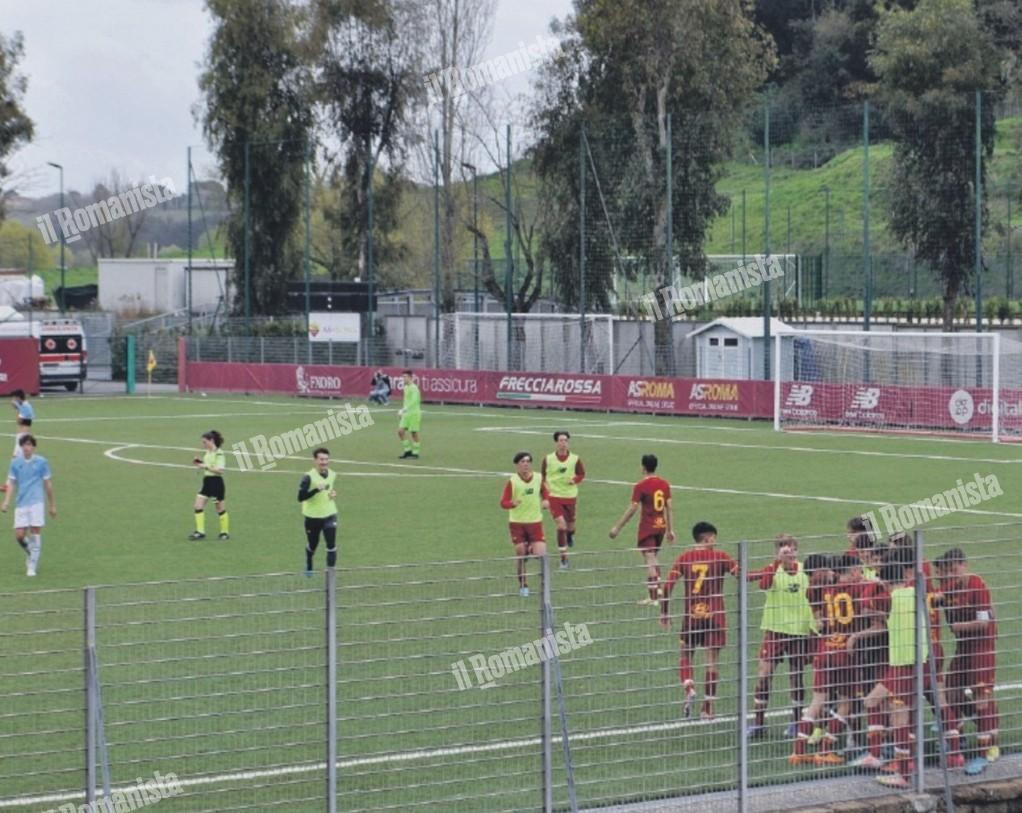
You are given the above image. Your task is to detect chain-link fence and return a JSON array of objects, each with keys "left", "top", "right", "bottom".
[{"left": 3, "top": 524, "right": 1020, "bottom": 812}]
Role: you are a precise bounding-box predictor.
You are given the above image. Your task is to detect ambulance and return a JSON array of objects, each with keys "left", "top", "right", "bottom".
[{"left": 0, "top": 309, "right": 87, "bottom": 391}]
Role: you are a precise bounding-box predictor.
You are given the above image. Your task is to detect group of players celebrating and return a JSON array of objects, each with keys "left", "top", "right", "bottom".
[{"left": 501, "top": 439, "right": 1000, "bottom": 787}]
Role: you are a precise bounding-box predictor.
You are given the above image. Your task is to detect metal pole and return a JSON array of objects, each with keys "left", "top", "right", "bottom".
[
  {"left": 47, "top": 162, "right": 65, "bottom": 313},
  {"left": 763, "top": 101, "right": 771, "bottom": 379},
  {"left": 85, "top": 587, "right": 97, "bottom": 804},
  {"left": 187, "top": 146, "right": 193, "bottom": 335},
  {"left": 737, "top": 541, "right": 749, "bottom": 813},
  {"left": 540, "top": 556, "right": 553, "bottom": 813},
  {"left": 863, "top": 101, "right": 872, "bottom": 331},
  {"left": 666, "top": 113, "right": 675, "bottom": 376},
  {"left": 366, "top": 144, "right": 375, "bottom": 366},
  {"left": 579, "top": 126, "right": 586, "bottom": 374},
  {"left": 912, "top": 530, "right": 926, "bottom": 792},
  {"left": 244, "top": 141, "right": 252, "bottom": 322},
  {"left": 326, "top": 568, "right": 338, "bottom": 813},
  {"left": 741, "top": 189, "right": 747, "bottom": 270},
  {"left": 1008, "top": 197, "right": 1013, "bottom": 300},
  {"left": 305, "top": 140, "right": 312, "bottom": 342},
  {"left": 473, "top": 169, "right": 480, "bottom": 369},
  {"left": 975, "top": 91, "right": 983, "bottom": 331},
  {"left": 433, "top": 131, "right": 441, "bottom": 367},
  {"left": 505, "top": 124, "right": 513, "bottom": 371},
  {"left": 823, "top": 187, "right": 830, "bottom": 299}
]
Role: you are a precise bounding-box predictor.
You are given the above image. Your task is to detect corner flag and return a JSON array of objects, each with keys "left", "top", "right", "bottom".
[{"left": 147, "top": 350, "right": 157, "bottom": 373}]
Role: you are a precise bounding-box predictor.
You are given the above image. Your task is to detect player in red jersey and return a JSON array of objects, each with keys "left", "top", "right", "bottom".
[
  {"left": 609, "top": 454, "right": 675, "bottom": 605},
  {"left": 500, "top": 451, "right": 563, "bottom": 597},
  {"left": 659, "top": 521, "right": 739, "bottom": 719},
  {"left": 541, "top": 431, "right": 586, "bottom": 569},
  {"left": 791, "top": 553, "right": 884, "bottom": 767},
  {"left": 936, "top": 547, "right": 999, "bottom": 775}
]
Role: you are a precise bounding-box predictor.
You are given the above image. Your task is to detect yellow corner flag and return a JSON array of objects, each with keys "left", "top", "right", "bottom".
[{"left": 147, "top": 350, "right": 157, "bottom": 373}]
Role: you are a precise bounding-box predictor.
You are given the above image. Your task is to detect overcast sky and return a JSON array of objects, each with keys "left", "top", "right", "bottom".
[{"left": 3, "top": 0, "right": 573, "bottom": 197}]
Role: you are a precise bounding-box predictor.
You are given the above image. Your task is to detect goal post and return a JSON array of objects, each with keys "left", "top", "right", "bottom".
[{"left": 773, "top": 330, "right": 1022, "bottom": 443}]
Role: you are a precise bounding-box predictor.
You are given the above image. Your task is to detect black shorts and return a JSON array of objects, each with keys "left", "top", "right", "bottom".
[
  {"left": 18, "top": 418, "right": 31, "bottom": 427},
  {"left": 198, "top": 476, "right": 225, "bottom": 501},
  {"left": 305, "top": 515, "right": 338, "bottom": 538}
]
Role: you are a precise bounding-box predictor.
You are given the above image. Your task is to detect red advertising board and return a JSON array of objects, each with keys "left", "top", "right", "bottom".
[
  {"left": 0, "top": 339, "right": 40, "bottom": 395},
  {"left": 182, "top": 361, "right": 775, "bottom": 419},
  {"left": 779, "top": 381, "right": 1022, "bottom": 434}
]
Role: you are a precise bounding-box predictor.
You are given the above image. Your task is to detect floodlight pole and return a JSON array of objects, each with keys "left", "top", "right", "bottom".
[{"left": 47, "top": 162, "right": 65, "bottom": 313}]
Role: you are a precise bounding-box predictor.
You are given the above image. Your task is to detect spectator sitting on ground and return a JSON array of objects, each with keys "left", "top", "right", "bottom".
[{"left": 369, "top": 371, "right": 391, "bottom": 405}]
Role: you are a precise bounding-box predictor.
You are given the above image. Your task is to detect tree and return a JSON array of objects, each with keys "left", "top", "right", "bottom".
[
  {"left": 198, "top": 0, "right": 314, "bottom": 316},
  {"left": 310, "top": 0, "right": 420, "bottom": 286},
  {"left": 419, "top": 0, "right": 495, "bottom": 312},
  {"left": 532, "top": 0, "right": 774, "bottom": 372},
  {"left": 70, "top": 171, "right": 161, "bottom": 261},
  {"left": 0, "top": 31, "right": 34, "bottom": 224},
  {"left": 870, "top": 0, "right": 1004, "bottom": 329}
]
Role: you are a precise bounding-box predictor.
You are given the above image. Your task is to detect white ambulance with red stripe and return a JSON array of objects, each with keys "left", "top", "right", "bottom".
[{"left": 0, "top": 311, "right": 87, "bottom": 391}]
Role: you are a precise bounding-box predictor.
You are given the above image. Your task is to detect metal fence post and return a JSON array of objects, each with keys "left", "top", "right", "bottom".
[
  {"left": 260, "top": 336, "right": 265, "bottom": 364},
  {"left": 84, "top": 587, "right": 96, "bottom": 804},
  {"left": 227, "top": 336, "right": 232, "bottom": 364},
  {"left": 737, "top": 541, "right": 749, "bottom": 813},
  {"left": 540, "top": 555, "right": 553, "bottom": 813},
  {"left": 913, "top": 529, "right": 926, "bottom": 792},
  {"left": 326, "top": 567, "right": 338, "bottom": 813}
]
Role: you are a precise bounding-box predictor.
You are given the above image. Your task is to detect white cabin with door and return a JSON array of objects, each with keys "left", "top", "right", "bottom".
[{"left": 690, "top": 317, "right": 793, "bottom": 380}]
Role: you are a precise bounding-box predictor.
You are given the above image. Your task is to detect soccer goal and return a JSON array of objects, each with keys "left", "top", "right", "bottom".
[
  {"left": 774, "top": 330, "right": 1022, "bottom": 442},
  {"left": 442, "top": 312, "right": 615, "bottom": 374}
]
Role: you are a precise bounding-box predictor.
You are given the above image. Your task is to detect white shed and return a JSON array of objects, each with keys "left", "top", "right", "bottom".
[
  {"left": 98, "top": 258, "right": 233, "bottom": 314},
  {"left": 690, "top": 317, "right": 793, "bottom": 380}
]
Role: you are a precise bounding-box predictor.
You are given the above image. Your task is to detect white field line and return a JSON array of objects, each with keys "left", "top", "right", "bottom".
[
  {"left": 35, "top": 433, "right": 1022, "bottom": 519},
  {"left": 475, "top": 426, "right": 1022, "bottom": 467},
  {"left": 102, "top": 445, "right": 478, "bottom": 478},
  {"left": 6, "top": 680, "right": 1022, "bottom": 808}
]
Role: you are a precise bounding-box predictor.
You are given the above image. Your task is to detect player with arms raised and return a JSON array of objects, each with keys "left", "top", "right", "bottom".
[
  {"left": 609, "top": 454, "right": 674, "bottom": 605},
  {"left": 659, "top": 521, "right": 738, "bottom": 719}
]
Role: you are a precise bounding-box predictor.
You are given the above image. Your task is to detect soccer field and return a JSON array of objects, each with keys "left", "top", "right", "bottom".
[{"left": 2, "top": 393, "right": 1021, "bottom": 812}]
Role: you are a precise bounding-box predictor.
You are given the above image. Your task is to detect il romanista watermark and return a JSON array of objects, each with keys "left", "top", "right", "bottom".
[
  {"left": 638, "top": 255, "right": 785, "bottom": 320},
  {"left": 452, "top": 622, "right": 593, "bottom": 690},
  {"left": 36, "top": 176, "right": 176, "bottom": 246},
  {"left": 864, "top": 473, "right": 1003, "bottom": 537},
  {"left": 45, "top": 771, "right": 182, "bottom": 813},
  {"left": 232, "top": 404, "right": 375, "bottom": 471}
]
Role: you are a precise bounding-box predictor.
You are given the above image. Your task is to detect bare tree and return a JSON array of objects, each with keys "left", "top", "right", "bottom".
[
  {"left": 71, "top": 170, "right": 159, "bottom": 261},
  {"left": 418, "top": 0, "right": 496, "bottom": 310}
]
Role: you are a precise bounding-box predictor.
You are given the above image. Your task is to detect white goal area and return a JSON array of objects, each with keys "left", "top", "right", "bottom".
[{"left": 774, "top": 330, "right": 1022, "bottom": 442}]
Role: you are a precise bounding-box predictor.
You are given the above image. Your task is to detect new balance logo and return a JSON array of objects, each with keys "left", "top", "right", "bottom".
[
  {"left": 849, "top": 387, "right": 881, "bottom": 410},
  {"left": 785, "top": 384, "right": 814, "bottom": 407}
]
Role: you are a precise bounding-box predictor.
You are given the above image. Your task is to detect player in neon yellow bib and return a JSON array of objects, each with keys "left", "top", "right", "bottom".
[
  {"left": 398, "top": 370, "right": 421, "bottom": 459},
  {"left": 541, "top": 431, "right": 586, "bottom": 570}
]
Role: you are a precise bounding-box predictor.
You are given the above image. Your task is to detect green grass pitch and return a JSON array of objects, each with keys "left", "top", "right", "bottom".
[{"left": 1, "top": 393, "right": 1020, "bottom": 812}]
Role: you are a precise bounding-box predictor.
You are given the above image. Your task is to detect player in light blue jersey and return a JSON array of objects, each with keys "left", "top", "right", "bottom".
[
  {"left": 1, "top": 435, "right": 57, "bottom": 576},
  {"left": 12, "top": 389, "right": 34, "bottom": 459}
]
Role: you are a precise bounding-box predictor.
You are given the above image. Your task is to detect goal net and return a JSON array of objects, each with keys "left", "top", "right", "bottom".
[
  {"left": 441, "top": 313, "right": 615, "bottom": 374},
  {"left": 774, "top": 330, "right": 1022, "bottom": 442}
]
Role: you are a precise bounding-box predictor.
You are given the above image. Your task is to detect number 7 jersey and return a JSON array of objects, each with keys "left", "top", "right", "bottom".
[{"left": 663, "top": 547, "right": 739, "bottom": 625}]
